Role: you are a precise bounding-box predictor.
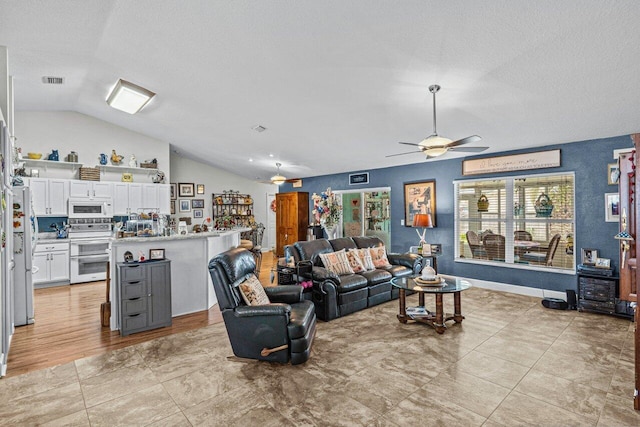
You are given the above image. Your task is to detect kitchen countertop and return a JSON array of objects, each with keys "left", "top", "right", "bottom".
[
  {"left": 111, "top": 229, "right": 244, "bottom": 244},
  {"left": 37, "top": 233, "right": 69, "bottom": 244}
]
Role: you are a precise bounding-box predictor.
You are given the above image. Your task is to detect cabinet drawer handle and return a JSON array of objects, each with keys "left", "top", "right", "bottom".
[
  {"left": 127, "top": 281, "right": 141, "bottom": 285},
  {"left": 129, "top": 297, "right": 141, "bottom": 301},
  {"left": 128, "top": 313, "right": 141, "bottom": 317},
  {"left": 129, "top": 265, "right": 140, "bottom": 268}
]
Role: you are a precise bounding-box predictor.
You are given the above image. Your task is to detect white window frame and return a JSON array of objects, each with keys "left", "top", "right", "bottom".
[{"left": 454, "top": 171, "right": 576, "bottom": 274}]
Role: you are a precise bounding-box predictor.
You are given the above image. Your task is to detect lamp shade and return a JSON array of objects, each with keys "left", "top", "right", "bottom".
[{"left": 413, "top": 213, "right": 433, "bottom": 228}]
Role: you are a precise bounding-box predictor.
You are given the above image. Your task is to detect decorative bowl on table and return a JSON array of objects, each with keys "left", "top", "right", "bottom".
[{"left": 27, "top": 152, "right": 42, "bottom": 159}]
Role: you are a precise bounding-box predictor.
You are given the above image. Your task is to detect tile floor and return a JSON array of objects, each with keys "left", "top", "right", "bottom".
[{"left": 0, "top": 287, "right": 639, "bottom": 426}]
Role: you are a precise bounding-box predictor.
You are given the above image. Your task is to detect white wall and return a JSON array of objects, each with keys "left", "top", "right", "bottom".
[
  {"left": 170, "top": 154, "right": 277, "bottom": 250},
  {"left": 15, "top": 111, "right": 170, "bottom": 182}
]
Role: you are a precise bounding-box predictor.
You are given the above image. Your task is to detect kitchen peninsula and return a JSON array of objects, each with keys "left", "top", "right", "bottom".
[{"left": 109, "top": 229, "right": 245, "bottom": 331}]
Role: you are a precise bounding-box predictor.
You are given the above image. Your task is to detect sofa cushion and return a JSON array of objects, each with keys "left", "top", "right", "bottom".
[
  {"left": 384, "top": 264, "right": 413, "bottom": 278},
  {"left": 238, "top": 274, "right": 270, "bottom": 306},
  {"left": 319, "top": 249, "right": 354, "bottom": 276},
  {"left": 329, "top": 237, "right": 358, "bottom": 252},
  {"left": 287, "top": 300, "right": 316, "bottom": 340},
  {"left": 335, "top": 274, "right": 368, "bottom": 293},
  {"left": 370, "top": 246, "right": 392, "bottom": 268},
  {"left": 353, "top": 236, "right": 384, "bottom": 249},
  {"left": 294, "top": 239, "right": 334, "bottom": 266},
  {"left": 345, "top": 250, "right": 366, "bottom": 273},
  {"left": 359, "top": 268, "right": 392, "bottom": 285},
  {"left": 355, "top": 248, "right": 375, "bottom": 270}
]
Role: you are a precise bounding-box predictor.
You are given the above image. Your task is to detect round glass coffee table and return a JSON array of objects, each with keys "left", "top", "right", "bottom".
[{"left": 390, "top": 275, "right": 471, "bottom": 334}]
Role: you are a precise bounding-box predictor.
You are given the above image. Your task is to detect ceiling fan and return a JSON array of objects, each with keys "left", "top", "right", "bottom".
[
  {"left": 387, "top": 84, "right": 488, "bottom": 159},
  {"left": 268, "top": 162, "right": 302, "bottom": 186}
]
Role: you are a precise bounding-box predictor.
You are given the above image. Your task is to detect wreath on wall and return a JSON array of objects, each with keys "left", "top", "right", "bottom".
[{"left": 270, "top": 199, "right": 277, "bottom": 212}]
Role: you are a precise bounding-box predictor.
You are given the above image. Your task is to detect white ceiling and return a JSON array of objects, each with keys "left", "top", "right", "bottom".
[{"left": 1, "top": 1, "right": 639, "bottom": 181}]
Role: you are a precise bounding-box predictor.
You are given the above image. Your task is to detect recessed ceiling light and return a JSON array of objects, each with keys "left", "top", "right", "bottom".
[
  {"left": 106, "top": 79, "right": 155, "bottom": 114},
  {"left": 269, "top": 153, "right": 274, "bottom": 158},
  {"left": 252, "top": 125, "right": 267, "bottom": 132},
  {"left": 248, "top": 158, "right": 253, "bottom": 162}
]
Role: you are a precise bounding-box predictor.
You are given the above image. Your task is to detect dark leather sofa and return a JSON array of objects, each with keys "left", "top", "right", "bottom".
[
  {"left": 208, "top": 247, "right": 316, "bottom": 365},
  {"left": 284, "top": 236, "right": 422, "bottom": 321}
]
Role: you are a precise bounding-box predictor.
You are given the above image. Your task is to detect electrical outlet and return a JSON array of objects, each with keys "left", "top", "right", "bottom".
[{"left": 400, "top": 219, "right": 405, "bottom": 226}]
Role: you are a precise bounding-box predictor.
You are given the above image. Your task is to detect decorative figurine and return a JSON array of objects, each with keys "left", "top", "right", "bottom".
[
  {"left": 111, "top": 149, "right": 124, "bottom": 165},
  {"left": 47, "top": 149, "right": 59, "bottom": 161},
  {"left": 99, "top": 153, "right": 108, "bottom": 165},
  {"left": 128, "top": 154, "right": 137, "bottom": 168},
  {"left": 152, "top": 170, "right": 165, "bottom": 184}
]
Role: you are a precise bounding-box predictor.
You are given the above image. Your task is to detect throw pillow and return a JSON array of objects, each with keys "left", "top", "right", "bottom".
[
  {"left": 319, "top": 249, "right": 355, "bottom": 276},
  {"left": 355, "top": 248, "right": 376, "bottom": 271},
  {"left": 369, "top": 246, "right": 392, "bottom": 268},
  {"left": 238, "top": 274, "right": 270, "bottom": 306},
  {"left": 345, "top": 249, "right": 366, "bottom": 273}
]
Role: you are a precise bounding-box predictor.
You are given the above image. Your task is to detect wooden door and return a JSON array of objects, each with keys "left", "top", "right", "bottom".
[
  {"left": 619, "top": 149, "right": 636, "bottom": 300},
  {"left": 275, "top": 192, "right": 309, "bottom": 257}
]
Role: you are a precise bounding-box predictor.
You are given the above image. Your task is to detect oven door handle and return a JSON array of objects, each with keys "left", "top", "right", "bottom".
[
  {"left": 71, "top": 254, "right": 110, "bottom": 262},
  {"left": 71, "top": 240, "right": 111, "bottom": 246}
]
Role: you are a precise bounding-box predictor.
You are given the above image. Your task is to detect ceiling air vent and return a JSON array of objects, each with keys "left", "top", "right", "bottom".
[
  {"left": 42, "top": 76, "right": 65, "bottom": 85},
  {"left": 252, "top": 125, "right": 267, "bottom": 132}
]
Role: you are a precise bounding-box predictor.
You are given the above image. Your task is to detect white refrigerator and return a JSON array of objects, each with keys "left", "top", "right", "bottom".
[{"left": 13, "top": 186, "right": 37, "bottom": 326}]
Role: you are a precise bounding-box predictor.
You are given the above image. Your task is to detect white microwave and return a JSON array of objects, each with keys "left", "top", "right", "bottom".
[{"left": 68, "top": 198, "right": 113, "bottom": 218}]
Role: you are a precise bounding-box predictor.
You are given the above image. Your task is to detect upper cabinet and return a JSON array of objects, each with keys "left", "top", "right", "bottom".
[
  {"left": 69, "top": 181, "right": 112, "bottom": 199},
  {"left": 113, "top": 183, "right": 169, "bottom": 216},
  {"left": 28, "top": 178, "right": 69, "bottom": 216}
]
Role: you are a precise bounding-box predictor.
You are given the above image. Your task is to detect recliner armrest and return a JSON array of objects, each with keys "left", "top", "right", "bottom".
[
  {"left": 388, "top": 252, "right": 421, "bottom": 270},
  {"left": 234, "top": 303, "right": 291, "bottom": 317},
  {"left": 265, "top": 285, "right": 303, "bottom": 303},
  {"left": 308, "top": 266, "right": 340, "bottom": 283}
]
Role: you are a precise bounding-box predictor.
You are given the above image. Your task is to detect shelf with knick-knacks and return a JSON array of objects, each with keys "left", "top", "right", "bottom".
[{"left": 212, "top": 190, "right": 254, "bottom": 228}]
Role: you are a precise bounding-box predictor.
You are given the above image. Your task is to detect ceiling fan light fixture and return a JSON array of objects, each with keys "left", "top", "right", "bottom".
[
  {"left": 271, "top": 162, "right": 286, "bottom": 185},
  {"left": 420, "top": 135, "right": 452, "bottom": 148},
  {"left": 424, "top": 147, "right": 448, "bottom": 157},
  {"left": 271, "top": 174, "right": 286, "bottom": 185},
  {"left": 106, "top": 79, "right": 155, "bottom": 114}
]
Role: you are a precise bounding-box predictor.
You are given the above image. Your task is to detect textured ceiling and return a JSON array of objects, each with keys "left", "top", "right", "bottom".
[{"left": 1, "top": 0, "right": 639, "bottom": 181}]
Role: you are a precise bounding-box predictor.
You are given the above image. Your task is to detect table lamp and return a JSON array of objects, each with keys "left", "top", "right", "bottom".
[{"left": 413, "top": 213, "right": 433, "bottom": 253}]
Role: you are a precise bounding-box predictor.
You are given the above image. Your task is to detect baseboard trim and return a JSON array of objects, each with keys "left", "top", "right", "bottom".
[{"left": 449, "top": 275, "right": 567, "bottom": 300}]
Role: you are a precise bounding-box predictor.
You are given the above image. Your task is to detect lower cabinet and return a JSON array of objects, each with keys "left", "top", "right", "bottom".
[
  {"left": 33, "top": 242, "right": 70, "bottom": 287},
  {"left": 117, "top": 259, "right": 172, "bottom": 336}
]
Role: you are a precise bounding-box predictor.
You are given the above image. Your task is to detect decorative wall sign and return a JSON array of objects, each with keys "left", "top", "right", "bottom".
[
  {"left": 349, "top": 172, "right": 369, "bottom": 185},
  {"left": 462, "top": 149, "right": 561, "bottom": 176}
]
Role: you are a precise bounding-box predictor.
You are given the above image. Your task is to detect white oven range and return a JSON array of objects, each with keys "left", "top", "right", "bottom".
[{"left": 69, "top": 217, "right": 111, "bottom": 284}]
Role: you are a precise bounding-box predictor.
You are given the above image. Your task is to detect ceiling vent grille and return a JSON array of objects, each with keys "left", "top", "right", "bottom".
[
  {"left": 42, "top": 76, "right": 65, "bottom": 85},
  {"left": 252, "top": 125, "right": 267, "bottom": 132}
]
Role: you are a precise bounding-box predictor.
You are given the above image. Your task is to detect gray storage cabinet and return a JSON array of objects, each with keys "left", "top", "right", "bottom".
[{"left": 117, "top": 259, "right": 172, "bottom": 336}]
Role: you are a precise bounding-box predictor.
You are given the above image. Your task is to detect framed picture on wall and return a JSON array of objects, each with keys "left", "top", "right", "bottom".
[
  {"left": 170, "top": 183, "right": 177, "bottom": 200},
  {"left": 170, "top": 200, "right": 175, "bottom": 215},
  {"left": 605, "top": 193, "right": 620, "bottom": 222},
  {"left": 179, "top": 199, "right": 191, "bottom": 212},
  {"left": 178, "top": 183, "right": 195, "bottom": 197},
  {"left": 196, "top": 184, "right": 205, "bottom": 194},
  {"left": 404, "top": 180, "right": 436, "bottom": 227},
  {"left": 608, "top": 163, "right": 620, "bottom": 185},
  {"left": 191, "top": 199, "right": 205, "bottom": 209},
  {"left": 193, "top": 209, "right": 203, "bottom": 218}
]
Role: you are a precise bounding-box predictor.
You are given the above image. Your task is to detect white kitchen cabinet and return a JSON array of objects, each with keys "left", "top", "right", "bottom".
[
  {"left": 69, "top": 181, "right": 112, "bottom": 199},
  {"left": 33, "top": 242, "right": 70, "bottom": 286},
  {"left": 157, "top": 184, "right": 170, "bottom": 215},
  {"left": 28, "top": 178, "right": 69, "bottom": 216},
  {"left": 113, "top": 182, "right": 167, "bottom": 215}
]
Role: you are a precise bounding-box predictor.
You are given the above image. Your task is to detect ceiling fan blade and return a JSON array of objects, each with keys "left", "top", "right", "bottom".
[
  {"left": 398, "top": 141, "right": 422, "bottom": 147},
  {"left": 385, "top": 150, "right": 424, "bottom": 158},
  {"left": 447, "top": 135, "right": 482, "bottom": 147},
  {"left": 447, "top": 146, "right": 489, "bottom": 153}
]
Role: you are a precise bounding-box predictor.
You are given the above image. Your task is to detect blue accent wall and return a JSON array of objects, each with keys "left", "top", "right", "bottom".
[{"left": 279, "top": 135, "right": 631, "bottom": 292}]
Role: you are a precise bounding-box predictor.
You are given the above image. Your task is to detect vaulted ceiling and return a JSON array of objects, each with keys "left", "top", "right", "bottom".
[{"left": 1, "top": 1, "right": 639, "bottom": 182}]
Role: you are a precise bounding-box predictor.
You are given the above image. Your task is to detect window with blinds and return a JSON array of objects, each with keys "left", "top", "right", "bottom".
[{"left": 455, "top": 172, "right": 575, "bottom": 272}]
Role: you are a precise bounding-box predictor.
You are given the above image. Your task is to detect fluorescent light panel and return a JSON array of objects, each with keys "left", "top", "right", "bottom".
[{"left": 106, "top": 79, "right": 155, "bottom": 114}]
